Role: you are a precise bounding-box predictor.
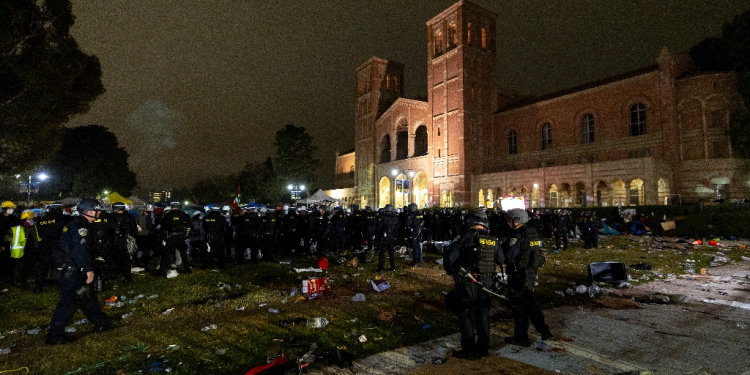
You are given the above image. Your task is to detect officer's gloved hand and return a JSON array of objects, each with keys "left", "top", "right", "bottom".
[{"left": 493, "top": 273, "right": 506, "bottom": 289}]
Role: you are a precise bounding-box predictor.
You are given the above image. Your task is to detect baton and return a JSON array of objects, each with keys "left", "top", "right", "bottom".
[{"left": 458, "top": 267, "right": 509, "bottom": 302}]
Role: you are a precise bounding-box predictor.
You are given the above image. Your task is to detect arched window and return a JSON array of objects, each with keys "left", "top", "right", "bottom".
[
  {"left": 467, "top": 21, "right": 472, "bottom": 44},
  {"left": 541, "top": 122, "right": 552, "bottom": 150},
  {"left": 435, "top": 29, "right": 444, "bottom": 56},
  {"left": 414, "top": 125, "right": 428, "bottom": 156},
  {"left": 508, "top": 130, "right": 517, "bottom": 155},
  {"left": 448, "top": 22, "right": 457, "bottom": 49},
  {"left": 630, "top": 103, "right": 646, "bottom": 136},
  {"left": 396, "top": 131, "right": 408, "bottom": 160},
  {"left": 581, "top": 114, "right": 595, "bottom": 144},
  {"left": 481, "top": 27, "right": 487, "bottom": 49},
  {"left": 380, "top": 134, "right": 391, "bottom": 163}
]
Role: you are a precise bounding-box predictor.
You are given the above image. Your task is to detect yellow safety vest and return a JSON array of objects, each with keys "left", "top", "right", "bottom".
[{"left": 10, "top": 225, "right": 25, "bottom": 258}]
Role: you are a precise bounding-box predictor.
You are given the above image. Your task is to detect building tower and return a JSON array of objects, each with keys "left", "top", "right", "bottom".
[
  {"left": 354, "top": 57, "right": 405, "bottom": 207},
  {"left": 426, "top": 1, "right": 496, "bottom": 207}
]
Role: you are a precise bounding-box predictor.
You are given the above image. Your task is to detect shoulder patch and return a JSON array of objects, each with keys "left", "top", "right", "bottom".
[
  {"left": 78, "top": 228, "right": 88, "bottom": 237},
  {"left": 63, "top": 226, "right": 69, "bottom": 233}
]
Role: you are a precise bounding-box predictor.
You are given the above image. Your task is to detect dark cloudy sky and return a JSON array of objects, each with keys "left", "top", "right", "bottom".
[{"left": 67, "top": 0, "right": 750, "bottom": 192}]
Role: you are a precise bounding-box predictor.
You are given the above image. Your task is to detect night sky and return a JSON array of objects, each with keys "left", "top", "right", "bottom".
[{"left": 66, "top": 0, "right": 750, "bottom": 192}]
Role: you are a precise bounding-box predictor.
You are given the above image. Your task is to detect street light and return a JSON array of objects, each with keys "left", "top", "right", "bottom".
[
  {"left": 287, "top": 183, "right": 305, "bottom": 201},
  {"left": 22, "top": 173, "right": 49, "bottom": 207}
]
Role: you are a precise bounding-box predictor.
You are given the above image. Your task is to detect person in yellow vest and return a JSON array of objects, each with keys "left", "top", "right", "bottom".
[
  {"left": 1, "top": 201, "right": 21, "bottom": 283},
  {"left": 10, "top": 211, "right": 41, "bottom": 286}
]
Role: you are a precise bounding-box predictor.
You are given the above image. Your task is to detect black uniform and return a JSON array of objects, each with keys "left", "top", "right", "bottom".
[
  {"left": 110, "top": 210, "right": 137, "bottom": 282},
  {"left": 234, "top": 211, "right": 256, "bottom": 262},
  {"left": 158, "top": 208, "right": 192, "bottom": 274},
  {"left": 281, "top": 210, "right": 300, "bottom": 257},
  {"left": 135, "top": 210, "right": 157, "bottom": 270},
  {"left": 35, "top": 210, "right": 70, "bottom": 292},
  {"left": 259, "top": 212, "right": 278, "bottom": 261},
  {"left": 450, "top": 226, "right": 503, "bottom": 358},
  {"left": 89, "top": 213, "right": 111, "bottom": 291},
  {"left": 504, "top": 224, "right": 551, "bottom": 345},
  {"left": 298, "top": 210, "right": 312, "bottom": 255},
  {"left": 312, "top": 210, "right": 330, "bottom": 257},
  {"left": 406, "top": 208, "right": 424, "bottom": 266},
  {"left": 46, "top": 216, "right": 111, "bottom": 344},
  {"left": 331, "top": 209, "right": 347, "bottom": 255},
  {"left": 203, "top": 210, "right": 230, "bottom": 268},
  {"left": 554, "top": 211, "right": 569, "bottom": 250},
  {"left": 377, "top": 210, "right": 399, "bottom": 272}
]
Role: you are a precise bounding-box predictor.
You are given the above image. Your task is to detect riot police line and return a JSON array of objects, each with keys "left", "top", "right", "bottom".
[{"left": 1, "top": 197, "right": 602, "bottom": 348}]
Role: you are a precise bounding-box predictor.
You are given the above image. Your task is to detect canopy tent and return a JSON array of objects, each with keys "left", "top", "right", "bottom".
[
  {"left": 102, "top": 192, "right": 133, "bottom": 206},
  {"left": 61, "top": 197, "right": 81, "bottom": 206},
  {"left": 296, "top": 189, "right": 343, "bottom": 205},
  {"left": 128, "top": 195, "right": 146, "bottom": 207}
]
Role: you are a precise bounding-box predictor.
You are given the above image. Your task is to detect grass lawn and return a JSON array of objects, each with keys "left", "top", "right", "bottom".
[{"left": 0, "top": 233, "right": 747, "bottom": 374}]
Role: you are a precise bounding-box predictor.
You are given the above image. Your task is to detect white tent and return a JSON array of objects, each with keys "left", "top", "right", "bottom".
[
  {"left": 296, "top": 189, "right": 343, "bottom": 205},
  {"left": 129, "top": 195, "right": 146, "bottom": 207}
]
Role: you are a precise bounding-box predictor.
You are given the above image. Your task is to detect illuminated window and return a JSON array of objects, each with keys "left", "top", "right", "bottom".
[
  {"left": 467, "top": 22, "right": 472, "bottom": 44},
  {"left": 481, "top": 27, "right": 487, "bottom": 49},
  {"left": 448, "top": 22, "right": 457, "bottom": 49},
  {"left": 386, "top": 74, "right": 391, "bottom": 89},
  {"left": 508, "top": 130, "right": 517, "bottom": 155},
  {"left": 581, "top": 114, "right": 595, "bottom": 144},
  {"left": 435, "top": 29, "right": 444, "bottom": 55},
  {"left": 630, "top": 103, "right": 646, "bottom": 136},
  {"left": 393, "top": 76, "right": 399, "bottom": 91},
  {"left": 541, "top": 122, "right": 552, "bottom": 150}
]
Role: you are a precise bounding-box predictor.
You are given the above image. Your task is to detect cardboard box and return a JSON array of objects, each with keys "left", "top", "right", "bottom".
[{"left": 302, "top": 277, "right": 328, "bottom": 293}]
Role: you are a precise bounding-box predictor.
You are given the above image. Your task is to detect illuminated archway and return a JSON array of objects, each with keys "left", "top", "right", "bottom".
[
  {"left": 548, "top": 184, "right": 558, "bottom": 208},
  {"left": 658, "top": 178, "right": 669, "bottom": 205},
  {"left": 596, "top": 181, "right": 609, "bottom": 207},
  {"left": 393, "top": 174, "right": 409, "bottom": 208},
  {"left": 486, "top": 189, "right": 494, "bottom": 208},
  {"left": 478, "top": 189, "right": 485, "bottom": 207},
  {"left": 629, "top": 179, "right": 644, "bottom": 205},
  {"left": 531, "top": 185, "right": 541, "bottom": 208},
  {"left": 612, "top": 180, "right": 627, "bottom": 206},
  {"left": 441, "top": 190, "right": 454, "bottom": 207},
  {"left": 575, "top": 182, "right": 587, "bottom": 207},
  {"left": 379, "top": 177, "right": 391, "bottom": 208},
  {"left": 559, "top": 183, "right": 571, "bottom": 207},
  {"left": 412, "top": 172, "right": 428, "bottom": 208}
]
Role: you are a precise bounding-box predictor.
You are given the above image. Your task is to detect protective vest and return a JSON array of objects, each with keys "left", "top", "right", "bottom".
[
  {"left": 10, "top": 225, "right": 26, "bottom": 258},
  {"left": 475, "top": 234, "right": 499, "bottom": 275}
]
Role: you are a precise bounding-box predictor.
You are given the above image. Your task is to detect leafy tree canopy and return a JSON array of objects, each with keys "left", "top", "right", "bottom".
[
  {"left": 44, "top": 125, "right": 137, "bottom": 198},
  {"left": 0, "top": 0, "right": 104, "bottom": 174},
  {"left": 236, "top": 157, "right": 282, "bottom": 204},
  {"left": 273, "top": 124, "right": 320, "bottom": 191}
]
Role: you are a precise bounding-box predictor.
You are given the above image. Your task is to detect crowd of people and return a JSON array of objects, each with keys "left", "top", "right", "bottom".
[{"left": 0, "top": 197, "right": 607, "bottom": 348}]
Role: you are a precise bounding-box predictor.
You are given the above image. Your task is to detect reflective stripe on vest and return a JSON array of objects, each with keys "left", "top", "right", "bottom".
[{"left": 11, "top": 225, "right": 26, "bottom": 258}]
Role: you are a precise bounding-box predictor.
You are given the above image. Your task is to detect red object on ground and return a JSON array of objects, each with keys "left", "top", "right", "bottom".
[
  {"left": 696, "top": 239, "right": 703, "bottom": 245},
  {"left": 302, "top": 277, "right": 328, "bottom": 293},
  {"left": 709, "top": 240, "right": 718, "bottom": 246},
  {"left": 318, "top": 257, "right": 329, "bottom": 270},
  {"left": 244, "top": 353, "right": 288, "bottom": 375},
  {"left": 105, "top": 295, "right": 117, "bottom": 303}
]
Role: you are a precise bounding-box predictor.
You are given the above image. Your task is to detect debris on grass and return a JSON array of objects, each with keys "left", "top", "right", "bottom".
[
  {"left": 376, "top": 309, "right": 396, "bottom": 322},
  {"left": 351, "top": 293, "right": 366, "bottom": 302},
  {"left": 201, "top": 324, "right": 218, "bottom": 331}
]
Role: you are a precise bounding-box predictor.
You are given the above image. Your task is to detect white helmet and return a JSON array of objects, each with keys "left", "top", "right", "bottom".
[
  {"left": 222, "top": 205, "right": 231, "bottom": 212},
  {"left": 299, "top": 206, "right": 307, "bottom": 211},
  {"left": 260, "top": 207, "right": 267, "bottom": 214}
]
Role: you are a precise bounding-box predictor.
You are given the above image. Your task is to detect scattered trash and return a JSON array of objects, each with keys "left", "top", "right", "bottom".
[
  {"left": 294, "top": 267, "right": 323, "bottom": 273},
  {"left": 65, "top": 326, "right": 76, "bottom": 333},
  {"left": 74, "top": 319, "right": 87, "bottom": 325},
  {"left": 555, "top": 290, "right": 565, "bottom": 296},
  {"left": 620, "top": 316, "right": 629, "bottom": 321},
  {"left": 105, "top": 295, "right": 118, "bottom": 303},
  {"left": 536, "top": 341, "right": 566, "bottom": 353},
  {"left": 201, "top": 324, "right": 218, "bottom": 331},
  {"left": 357, "top": 335, "right": 368, "bottom": 343},
  {"left": 26, "top": 327, "right": 41, "bottom": 335},
  {"left": 351, "top": 293, "right": 366, "bottom": 302},
  {"left": 166, "top": 270, "right": 179, "bottom": 278},
  {"left": 575, "top": 285, "right": 588, "bottom": 294},
  {"left": 236, "top": 306, "right": 246, "bottom": 311},
  {"left": 147, "top": 294, "right": 158, "bottom": 299},
  {"left": 421, "top": 324, "right": 432, "bottom": 331},
  {"left": 371, "top": 275, "right": 391, "bottom": 292},
  {"left": 346, "top": 257, "right": 359, "bottom": 267},
  {"left": 436, "top": 259, "right": 444, "bottom": 265},
  {"left": 122, "top": 313, "right": 132, "bottom": 319},
  {"left": 565, "top": 288, "right": 575, "bottom": 296},
  {"left": 307, "top": 317, "right": 329, "bottom": 328},
  {"left": 268, "top": 308, "right": 280, "bottom": 314},
  {"left": 302, "top": 277, "right": 328, "bottom": 293},
  {"left": 376, "top": 309, "right": 396, "bottom": 322},
  {"left": 162, "top": 308, "right": 174, "bottom": 315},
  {"left": 0, "top": 348, "right": 10, "bottom": 355},
  {"left": 215, "top": 348, "right": 228, "bottom": 355},
  {"left": 259, "top": 302, "right": 269, "bottom": 307},
  {"left": 165, "top": 344, "right": 180, "bottom": 350},
  {"left": 616, "top": 282, "right": 633, "bottom": 288}
]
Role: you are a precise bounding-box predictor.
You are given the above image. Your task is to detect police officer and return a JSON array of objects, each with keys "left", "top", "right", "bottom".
[
  {"left": 110, "top": 202, "right": 137, "bottom": 283},
  {"left": 312, "top": 206, "right": 330, "bottom": 257},
  {"left": 363, "top": 206, "right": 377, "bottom": 262},
  {"left": 445, "top": 210, "right": 503, "bottom": 359},
  {"left": 281, "top": 206, "right": 299, "bottom": 257},
  {"left": 259, "top": 207, "right": 278, "bottom": 261},
  {"left": 553, "top": 210, "right": 569, "bottom": 251},
  {"left": 89, "top": 204, "right": 112, "bottom": 291},
  {"left": 297, "top": 207, "right": 312, "bottom": 255},
  {"left": 203, "top": 206, "right": 230, "bottom": 268},
  {"left": 157, "top": 202, "right": 192, "bottom": 275},
  {"left": 579, "top": 212, "right": 593, "bottom": 249},
  {"left": 134, "top": 205, "right": 156, "bottom": 271},
  {"left": 331, "top": 206, "right": 347, "bottom": 255},
  {"left": 377, "top": 204, "right": 399, "bottom": 272},
  {"left": 406, "top": 203, "right": 424, "bottom": 267},
  {"left": 35, "top": 203, "right": 70, "bottom": 292},
  {"left": 46, "top": 198, "right": 111, "bottom": 345},
  {"left": 503, "top": 208, "right": 552, "bottom": 346},
  {"left": 234, "top": 206, "right": 256, "bottom": 263}
]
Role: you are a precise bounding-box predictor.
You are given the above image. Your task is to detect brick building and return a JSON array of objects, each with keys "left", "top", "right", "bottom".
[{"left": 328, "top": 0, "right": 746, "bottom": 209}]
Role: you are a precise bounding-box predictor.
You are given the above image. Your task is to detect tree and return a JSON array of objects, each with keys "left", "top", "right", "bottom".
[
  {"left": 237, "top": 157, "right": 283, "bottom": 204},
  {"left": 691, "top": 7, "right": 750, "bottom": 156},
  {"left": 44, "top": 125, "right": 137, "bottom": 198},
  {"left": 0, "top": 0, "right": 105, "bottom": 175},
  {"left": 273, "top": 124, "right": 320, "bottom": 191}
]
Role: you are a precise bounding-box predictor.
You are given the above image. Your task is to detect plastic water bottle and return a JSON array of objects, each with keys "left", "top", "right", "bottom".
[
  {"left": 307, "top": 317, "right": 329, "bottom": 328},
  {"left": 0, "top": 348, "right": 10, "bottom": 355}
]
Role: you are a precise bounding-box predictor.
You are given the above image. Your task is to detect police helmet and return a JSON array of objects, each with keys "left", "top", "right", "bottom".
[
  {"left": 47, "top": 202, "right": 63, "bottom": 212},
  {"left": 467, "top": 209, "right": 489, "bottom": 229},
  {"left": 352, "top": 204, "right": 360, "bottom": 211},
  {"left": 365, "top": 206, "right": 372, "bottom": 211},
  {"left": 112, "top": 202, "right": 126, "bottom": 211},
  {"left": 222, "top": 205, "right": 231, "bottom": 212},
  {"left": 299, "top": 206, "right": 307, "bottom": 211},
  {"left": 384, "top": 204, "right": 394, "bottom": 212},
  {"left": 408, "top": 203, "right": 417, "bottom": 211},
  {"left": 77, "top": 198, "right": 103, "bottom": 213},
  {"left": 170, "top": 202, "right": 181, "bottom": 209},
  {"left": 146, "top": 204, "right": 154, "bottom": 212},
  {"left": 210, "top": 206, "right": 221, "bottom": 212},
  {"left": 508, "top": 208, "right": 529, "bottom": 225}
]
